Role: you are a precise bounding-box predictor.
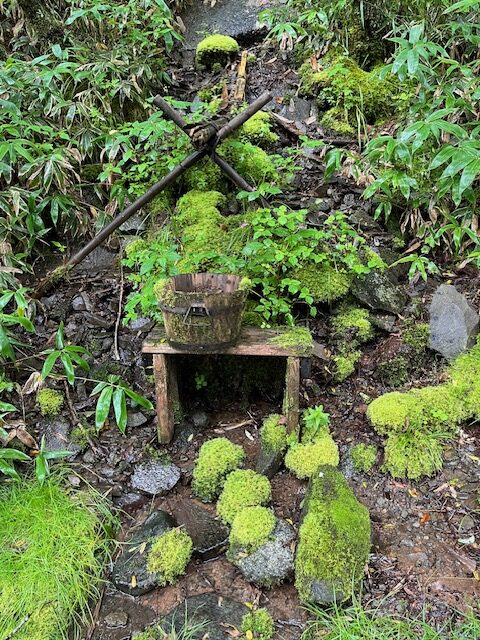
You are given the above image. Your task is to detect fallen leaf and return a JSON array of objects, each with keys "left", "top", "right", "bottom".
[
  {"left": 131, "top": 575, "right": 137, "bottom": 588},
  {"left": 420, "top": 512, "right": 430, "bottom": 525}
]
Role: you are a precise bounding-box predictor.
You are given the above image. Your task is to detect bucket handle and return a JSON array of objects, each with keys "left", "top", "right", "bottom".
[{"left": 184, "top": 302, "right": 210, "bottom": 323}]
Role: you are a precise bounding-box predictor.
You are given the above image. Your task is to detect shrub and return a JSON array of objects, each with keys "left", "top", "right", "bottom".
[
  {"left": 217, "top": 469, "right": 272, "bottom": 524},
  {"left": 192, "top": 438, "right": 245, "bottom": 502},
  {"left": 260, "top": 414, "right": 288, "bottom": 455},
  {"left": 147, "top": 528, "right": 193, "bottom": 586},
  {"left": 241, "top": 609, "right": 275, "bottom": 640},
  {"left": 229, "top": 506, "right": 276, "bottom": 554},
  {"left": 37, "top": 388, "right": 64, "bottom": 417},
  {"left": 195, "top": 34, "right": 240, "bottom": 68},
  {"left": 350, "top": 443, "right": 377, "bottom": 473},
  {"left": 295, "top": 466, "right": 371, "bottom": 604}
]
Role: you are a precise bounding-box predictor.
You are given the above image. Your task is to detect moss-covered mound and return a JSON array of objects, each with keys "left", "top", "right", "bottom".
[
  {"left": 300, "top": 54, "right": 397, "bottom": 130},
  {"left": 260, "top": 414, "right": 288, "bottom": 456},
  {"left": 330, "top": 305, "right": 374, "bottom": 382},
  {"left": 228, "top": 506, "right": 276, "bottom": 554},
  {"left": 291, "top": 263, "right": 352, "bottom": 305},
  {"left": 217, "top": 469, "right": 271, "bottom": 524},
  {"left": 147, "top": 528, "right": 193, "bottom": 586},
  {"left": 237, "top": 111, "right": 279, "bottom": 148},
  {"left": 350, "top": 443, "right": 377, "bottom": 473},
  {"left": 195, "top": 34, "right": 239, "bottom": 69},
  {"left": 192, "top": 438, "right": 245, "bottom": 502},
  {"left": 241, "top": 608, "right": 275, "bottom": 640},
  {"left": 295, "top": 466, "right": 371, "bottom": 604},
  {"left": 0, "top": 480, "right": 109, "bottom": 640},
  {"left": 37, "top": 387, "right": 64, "bottom": 416},
  {"left": 367, "top": 337, "right": 480, "bottom": 479}
]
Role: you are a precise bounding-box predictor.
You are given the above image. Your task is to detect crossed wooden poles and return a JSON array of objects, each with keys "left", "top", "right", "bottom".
[{"left": 34, "top": 91, "right": 273, "bottom": 297}]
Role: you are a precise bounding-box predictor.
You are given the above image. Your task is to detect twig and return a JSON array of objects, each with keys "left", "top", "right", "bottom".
[
  {"left": 5, "top": 615, "right": 30, "bottom": 639},
  {"left": 63, "top": 380, "right": 80, "bottom": 424},
  {"left": 113, "top": 249, "right": 124, "bottom": 361}
]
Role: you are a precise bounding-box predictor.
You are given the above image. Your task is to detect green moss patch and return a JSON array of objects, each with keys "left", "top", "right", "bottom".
[
  {"left": 260, "top": 414, "right": 288, "bottom": 455},
  {"left": 330, "top": 305, "right": 374, "bottom": 382},
  {"left": 295, "top": 466, "right": 371, "bottom": 604},
  {"left": 237, "top": 111, "right": 279, "bottom": 148},
  {"left": 269, "top": 327, "right": 313, "bottom": 355},
  {"left": 0, "top": 480, "right": 110, "bottom": 640},
  {"left": 291, "top": 263, "right": 352, "bottom": 304},
  {"left": 37, "top": 388, "right": 64, "bottom": 417},
  {"left": 147, "top": 528, "right": 193, "bottom": 586},
  {"left": 241, "top": 608, "right": 275, "bottom": 640},
  {"left": 350, "top": 443, "right": 377, "bottom": 473},
  {"left": 217, "top": 469, "right": 271, "bottom": 524},
  {"left": 192, "top": 437, "right": 245, "bottom": 502},
  {"left": 196, "top": 34, "right": 239, "bottom": 69},
  {"left": 228, "top": 506, "right": 276, "bottom": 554}
]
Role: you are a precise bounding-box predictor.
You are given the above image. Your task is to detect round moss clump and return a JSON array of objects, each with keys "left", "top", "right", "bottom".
[
  {"left": 383, "top": 432, "right": 444, "bottom": 480},
  {"left": 260, "top": 414, "right": 288, "bottom": 455},
  {"left": 237, "top": 111, "right": 279, "bottom": 148},
  {"left": 147, "top": 528, "right": 193, "bottom": 586},
  {"left": 241, "top": 608, "right": 275, "bottom": 640},
  {"left": 196, "top": 34, "right": 239, "bottom": 69},
  {"left": 37, "top": 388, "right": 64, "bottom": 417},
  {"left": 192, "top": 438, "right": 246, "bottom": 502},
  {"left": 350, "top": 443, "right": 377, "bottom": 473},
  {"left": 217, "top": 469, "right": 271, "bottom": 525},
  {"left": 293, "top": 263, "right": 352, "bottom": 304},
  {"left": 229, "top": 506, "right": 276, "bottom": 554},
  {"left": 285, "top": 435, "right": 339, "bottom": 479}
]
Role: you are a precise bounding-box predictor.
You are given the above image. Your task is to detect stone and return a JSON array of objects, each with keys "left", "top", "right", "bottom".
[
  {"left": 191, "top": 410, "right": 209, "bottom": 429},
  {"left": 114, "top": 492, "right": 147, "bottom": 515},
  {"left": 351, "top": 270, "right": 407, "bottom": 315},
  {"left": 370, "top": 313, "right": 397, "bottom": 333},
  {"left": 349, "top": 209, "right": 381, "bottom": 232},
  {"left": 173, "top": 500, "right": 229, "bottom": 559},
  {"left": 129, "top": 317, "right": 155, "bottom": 332},
  {"left": 228, "top": 519, "right": 295, "bottom": 587},
  {"left": 39, "top": 417, "right": 81, "bottom": 460},
  {"left": 105, "top": 611, "right": 129, "bottom": 628},
  {"left": 131, "top": 460, "right": 181, "bottom": 496},
  {"left": 150, "top": 593, "right": 247, "bottom": 640},
  {"left": 74, "top": 246, "right": 117, "bottom": 273},
  {"left": 255, "top": 446, "right": 284, "bottom": 479},
  {"left": 429, "top": 284, "right": 479, "bottom": 360},
  {"left": 119, "top": 212, "right": 147, "bottom": 233},
  {"left": 111, "top": 511, "right": 177, "bottom": 596},
  {"left": 127, "top": 411, "right": 148, "bottom": 428},
  {"left": 71, "top": 292, "right": 92, "bottom": 312}
]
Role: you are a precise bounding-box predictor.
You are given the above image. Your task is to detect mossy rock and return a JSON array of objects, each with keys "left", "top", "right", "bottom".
[
  {"left": 237, "top": 111, "right": 279, "bottom": 149},
  {"left": 196, "top": 34, "right": 239, "bottom": 69},
  {"left": 295, "top": 466, "right": 371, "bottom": 604},
  {"left": 291, "top": 262, "right": 352, "bottom": 305},
  {"left": 192, "top": 438, "right": 245, "bottom": 502}
]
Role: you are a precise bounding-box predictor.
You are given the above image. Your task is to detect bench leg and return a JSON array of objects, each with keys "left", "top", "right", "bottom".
[
  {"left": 284, "top": 356, "right": 300, "bottom": 434},
  {"left": 153, "top": 354, "right": 178, "bottom": 444}
]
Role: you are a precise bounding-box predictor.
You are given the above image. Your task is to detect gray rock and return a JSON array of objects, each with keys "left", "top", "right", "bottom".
[
  {"left": 131, "top": 460, "right": 181, "bottom": 496},
  {"left": 349, "top": 209, "right": 381, "bottom": 232},
  {"left": 129, "top": 317, "right": 155, "bottom": 332},
  {"left": 352, "top": 270, "right": 407, "bottom": 315},
  {"left": 105, "top": 611, "right": 129, "bottom": 628},
  {"left": 119, "top": 212, "right": 147, "bottom": 233},
  {"left": 228, "top": 519, "right": 295, "bottom": 587},
  {"left": 370, "top": 313, "right": 397, "bottom": 333},
  {"left": 111, "top": 511, "right": 176, "bottom": 596},
  {"left": 39, "top": 417, "right": 81, "bottom": 459},
  {"left": 429, "top": 284, "right": 479, "bottom": 360},
  {"left": 75, "top": 246, "right": 116, "bottom": 273},
  {"left": 114, "top": 492, "right": 147, "bottom": 515},
  {"left": 191, "top": 410, "right": 209, "bottom": 429},
  {"left": 71, "top": 292, "right": 92, "bottom": 312},
  {"left": 127, "top": 411, "right": 148, "bottom": 428},
  {"left": 146, "top": 593, "right": 247, "bottom": 640},
  {"left": 255, "top": 446, "right": 284, "bottom": 479},
  {"left": 173, "top": 500, "right": 229, "bottom": 559}
]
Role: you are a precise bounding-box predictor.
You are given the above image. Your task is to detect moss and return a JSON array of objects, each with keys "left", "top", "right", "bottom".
[
  {"left": 292, "top": 262, "right": 352, "bottom": 304},
  {"left": 331, "top": 306, "right": 373, "bottom": 343},
  {"left": 383, "top": 432, "right": 444, "bottom": 480},
  {"left": 192, "top": 437, "right": 245, "bottom": 502},
  {"left": 147, "top": 528, "right": 193, "bottom": 586},
  {"left": 295, "top": 466, "right": 371, "bottom": 604},
  {"left": 70, "top": 422, "right": 96, "bottom": 449},
  {"left": 285, "top": 435, "right": 340, "bottom": 479},
  {"left": 333, "top": 350, "right": 361, "bottom": 382},
  {"left": 37, "top": 388, "right": 64, "bottom": 417},
  {"left": 321, "top": 108, "right": 356, "bottom": 136},
  {"left": 218, "top": 140, "right": 278, "bottom": 185},
  {"left": 269, "top": 327, "right": 313, "bottom": 355},
  {"left": 183, "top": 160, "right": 224, "bottom": 192},
  {"left": 196, "top": 34, "right": 239, "bottom": 69},
  {"left": 242, "top": 309, "right": 264, "bottom": 327},
  {"left": 174, "top": 190, "right": 226, "bottom": 229},
  {"left": 241, "top": 609, "right": 275, "bottom": 640},
  {"left": 237, "top": 111, "right": 279, "bottom": 148},
  {"left": 217, "top": 469, "right": 271, "bottom": 525},
  {"left": 377, "top": 354, "right": 410, "bottom": 387},
  {"left": 228, "top": 506, "right": 276, "bottom": 554},
  {"left": 300, "top": 55, "right": 396, "bottom": 126},
  {"left": 351, "top": 443, "right": 377, "bottom": 473},
  {"left": 403, "top": 322, "right": 430, "bottom": 353},
  {"left": 260, "top": 414, "right": 288, "bottom": 455}
]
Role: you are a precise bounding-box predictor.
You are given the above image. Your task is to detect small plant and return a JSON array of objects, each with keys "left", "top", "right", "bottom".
[
  {"left": 147, "top": 528, "right": 193, "bottom": 586},
  {"left": 192, "top": 438, "right": 245, "bottom": 502},
  {"left": 216, "top": 469, "right": 272, "bottom": 525},
  {"left": 241, "top": 608, "right": 275, "bottom": 640},
  {"left": 34, "top": 436, "right": 71, "bottom": 486},
  {"left": 0, "top": 447, "right": 30, "bottom": 480},
  {"left": 37, "top": 388, "right": 64, "bottom": 417},
  {"left": 41, "top": 322, "right": 90, "bottom": 386},
  {"left": 90, "top": 375, "right": 153, "bottom": 434},
  {"left": 350, "top": 443, "right": 377, "bottom": 473},
  {"left": 302, "top": 405, "right": 330, "bottom": 442},
  {"left": 228, "top": 506, "right": 276, "bottom": 554}
]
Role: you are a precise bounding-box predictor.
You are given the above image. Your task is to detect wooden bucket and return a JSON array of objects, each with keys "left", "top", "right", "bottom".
[{"left": 158, "top": 273, "right": 247, "bottom": 351}]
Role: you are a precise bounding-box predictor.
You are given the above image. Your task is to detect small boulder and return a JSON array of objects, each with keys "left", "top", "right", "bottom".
[
  {"left": 39, "top": 417, "right": 81, "bottom": 460},
  {"left": 173, "top": 500, "right": 229, "bottom": 560},
  {"left": 295, "top": 466, "right": 371, "bottom": 604},
  {"left": 255, "top": 447, "right": 284, "bottom": 479},
  {"left": 228, "top": 519, "right": 295, "bottom": 587},
  {"left": 429, "top": 284, "right": 479, "bottom": 360},
  {"left": 111, "top": 511, "right": 176, "bottom": 596},
  {"left": 351, "top": 270, "right": 407, "bottom": 315},
  {"left": 131, "top": 460, "right": 181, "bottom": 496}
]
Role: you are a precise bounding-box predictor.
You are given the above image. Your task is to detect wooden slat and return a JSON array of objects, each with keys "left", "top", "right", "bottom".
[
  {"left": 142, "top": 326, "right": 324, "bottom": 358},
  {"left": 153, "top": 354, "right": 175, "bottom": 443},
  {"left": 284, "top": 357, "right": 300, "bottom": 434}
]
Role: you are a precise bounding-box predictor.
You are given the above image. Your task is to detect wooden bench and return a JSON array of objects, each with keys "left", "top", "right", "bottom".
[{"left": 142, "top": 326, "right": 326, "bottom": 443}]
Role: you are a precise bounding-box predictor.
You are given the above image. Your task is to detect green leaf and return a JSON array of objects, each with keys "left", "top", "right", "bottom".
[
  {"left": 95, "top": 385, "right": 113, "bottom": 431},
  {"left": 0, "top": 325, "right": 15, "bottom": 360},
  {"left": 44, "top": 449, "right": 71, "bottom": 460},
  {"left": 113, "top": 387, "right": 127, "bottom": 434},
  {"left": 0, "top": 459, "right": 20, "bottom": 479},
  {"left": 60, "top": 353, "right": 75, "bottom": 385},
  {"left": 459, "top": 160, "right": 480, "bottom": 196},
  {"left": 0, "top": 448, "right": 31, "bottom": 461},
  {"left": 124, "top": 388, "right": 153, "bottom": 410},
  {"left": 35, "top": 454, "right": 48, "bottom": 486},
  {"left": 42, "top": 351, "right": 59, "bottom": 379}
]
